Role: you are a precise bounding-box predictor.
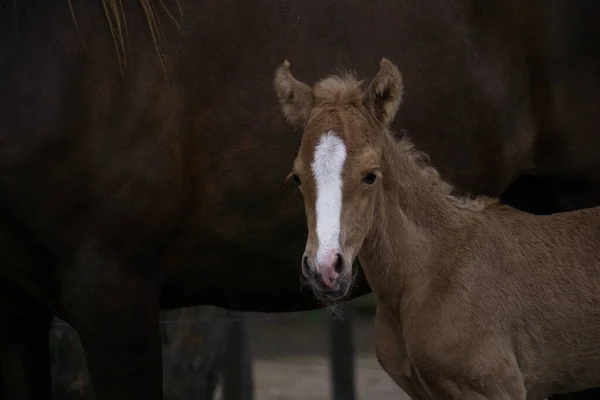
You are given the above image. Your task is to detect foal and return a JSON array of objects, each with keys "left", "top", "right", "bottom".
[{"left": 274, "top": 58, "right": 600, "bottom": 400}]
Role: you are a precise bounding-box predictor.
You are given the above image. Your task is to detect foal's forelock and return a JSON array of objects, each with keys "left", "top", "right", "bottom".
[{"left": 310, "top": 131, "right": 347, "bottom": 269}]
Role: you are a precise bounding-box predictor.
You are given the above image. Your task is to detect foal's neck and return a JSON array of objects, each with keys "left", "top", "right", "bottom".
[{"left": 359, "top": 133, "right": 479, "bottom": 303}]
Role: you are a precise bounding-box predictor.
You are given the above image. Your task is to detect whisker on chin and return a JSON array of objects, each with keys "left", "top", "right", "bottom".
[
  {"left": 300, "top": 269, "right": 356, "bottom": 306},
  {"left": 326, "top": 302, "right": 344, "bottom": 318}
]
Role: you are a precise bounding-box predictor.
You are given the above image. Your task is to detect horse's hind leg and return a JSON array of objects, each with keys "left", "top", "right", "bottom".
[
  {"left": 61, "top": 245, "right": 162, "bottom": 400},
  {"left": 0, "top": 280, "right": 53, "bottom": 400}
]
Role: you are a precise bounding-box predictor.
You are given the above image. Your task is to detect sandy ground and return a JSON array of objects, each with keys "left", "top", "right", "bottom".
[
  {"left": 218, "top": 355, "right": 409, "bottom": 400},
  {"left": 214, "top": 310, "right": 410, "bottom": 400}
]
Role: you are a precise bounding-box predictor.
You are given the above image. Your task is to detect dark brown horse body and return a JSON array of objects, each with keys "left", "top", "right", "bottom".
[{"left": 0, "top": 0, "right": 599, "bottom": 399}]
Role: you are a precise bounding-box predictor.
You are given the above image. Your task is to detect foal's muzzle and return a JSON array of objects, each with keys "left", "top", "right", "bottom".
[{"left": 302, "top": 251, "right": 346, "bottom": 289}]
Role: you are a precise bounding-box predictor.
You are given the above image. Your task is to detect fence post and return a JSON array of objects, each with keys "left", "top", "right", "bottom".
[
  {"left": 328, "top": 305, "right": 356, "bottom": 400},
  {"left": 222, "top": 310, "right": 254, "bottom": 400},
  {"left": 160, "top": 306, "right": 228, "bottom": 400}
]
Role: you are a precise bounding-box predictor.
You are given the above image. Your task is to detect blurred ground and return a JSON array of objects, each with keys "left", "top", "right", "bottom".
[
  {"left": 214, "top": 308, "right": 410, "bottom": 400},
  {"left": 50, "top": 296, "right": 409, "bottom": 400}
]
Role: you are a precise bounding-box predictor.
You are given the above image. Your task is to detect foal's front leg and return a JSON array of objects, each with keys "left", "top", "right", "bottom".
[
  {"left": 422, "top": 357, "right": 527, "bottom": 400},
  {"left": 432, "top": 380, "right": 527, "bottom": 400},
  {"left": 374, "top": 305, "right": 425, "bottom": 399}
]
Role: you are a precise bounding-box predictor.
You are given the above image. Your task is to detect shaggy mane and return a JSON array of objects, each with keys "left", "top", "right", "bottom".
[
  {"left": 64, "top": 0, "right": 183, "bottom": 73},
  {"left": 394, "top": 135, "right": 495, "bottom": 212}
]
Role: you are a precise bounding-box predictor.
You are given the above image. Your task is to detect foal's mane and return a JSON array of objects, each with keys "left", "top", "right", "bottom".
[
  {"left": 312, "top": 73, "right": 491, "bottom": 212},
  {"left": 392, "top": 137, "right": 490, "bottom": 211}
]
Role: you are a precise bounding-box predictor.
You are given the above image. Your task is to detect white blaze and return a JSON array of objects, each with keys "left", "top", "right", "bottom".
[{"left": 310, "top": 131, "right": 346, "bottom": 269}]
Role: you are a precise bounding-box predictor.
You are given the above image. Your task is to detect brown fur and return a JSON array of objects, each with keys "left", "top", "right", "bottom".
[{"left": 277, "top": 59, "right": 600, "bottom": 399}]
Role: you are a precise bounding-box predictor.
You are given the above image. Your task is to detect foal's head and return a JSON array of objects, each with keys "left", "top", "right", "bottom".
[{"left": 274, "top": 58, "right": 403, "bottom": 300}]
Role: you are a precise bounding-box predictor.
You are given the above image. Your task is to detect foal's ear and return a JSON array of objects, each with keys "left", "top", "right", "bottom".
[
  {"left": 274, "top": 60, "right": 314, "bottom": 129},
  {"left": 365, "top": 58, "right": 404, "bottom": 126}
]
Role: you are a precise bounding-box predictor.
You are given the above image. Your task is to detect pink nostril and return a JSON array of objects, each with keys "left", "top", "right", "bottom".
[
  {"left": 333, "top": 253, "right": 343, "bottom": 273},
  {"left": 320, "top": 264, "right": 340, "bottom": 289},
  {"left": 316, "top": 251, "right": 345, "bottom": 289}
]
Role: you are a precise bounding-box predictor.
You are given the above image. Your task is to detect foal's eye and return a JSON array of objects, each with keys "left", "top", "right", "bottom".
[
  {"left": 292, "top": 173, "right": 302, "bottom": 186},
  {"left": 362, "top": 171, "right": 378, "bottom": 185}
]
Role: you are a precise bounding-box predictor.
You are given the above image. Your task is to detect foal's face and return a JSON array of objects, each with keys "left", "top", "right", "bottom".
[
  {"left": 291, "top": 111, "right": 383, "bottom": 295},
  {"left": 274, "top": 58, "right": 403, "bottom": 300}
]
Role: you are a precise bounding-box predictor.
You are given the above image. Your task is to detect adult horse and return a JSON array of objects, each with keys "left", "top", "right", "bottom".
[{"left": 1, "top": 0, "right": 599, "bottom": 399}]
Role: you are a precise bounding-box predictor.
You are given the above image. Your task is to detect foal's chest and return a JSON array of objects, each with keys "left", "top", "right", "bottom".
[{"left": 374, "top": 306, "right": 437, "bottom": 399}]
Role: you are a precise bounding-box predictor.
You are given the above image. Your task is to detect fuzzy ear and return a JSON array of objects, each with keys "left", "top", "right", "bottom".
[
  {"left": 365, "top": 58, "right": 404, "bottom": 126},
  {"left": 274, "top": 60, "right": 314, "bottom": 129}
]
